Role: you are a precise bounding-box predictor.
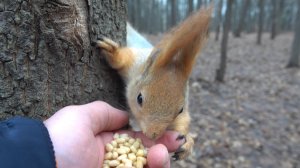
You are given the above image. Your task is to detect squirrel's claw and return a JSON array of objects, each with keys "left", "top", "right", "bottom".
[
  {"left": 172, "top": 153, "right": 180, "bottom": 161},
  {"left": 172, "top": 147, "right": 185, "bottom": 161},
  {"left": 95, "top": 37, "right": 119, "bottom": 53},
  {"left": 173, "top": 134, "right": 194, "bottom": 161},
  {"left": 173, "top": 135, "right": 186, "bottom": 161}
]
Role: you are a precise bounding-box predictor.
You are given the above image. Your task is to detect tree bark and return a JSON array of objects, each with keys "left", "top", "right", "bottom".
[
  {"left": 287, "top": 0, "right": 300, "bottom": 68},
  {"left": 0, "top": 0, "right": 127, "bottom": 120},
  {"left": 257, "top": 0, "right": 264, "bottom": 45},
  {"left": 215, "top": 0, "right": 233, "bottom": 82}
]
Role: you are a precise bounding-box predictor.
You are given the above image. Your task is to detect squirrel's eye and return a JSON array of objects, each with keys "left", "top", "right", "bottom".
[
  {"left": 137, "top": 93, "right": 143, "bottom": 106},
  {"left": 179, "top": 107, "right": 184, "bottom": 114}
]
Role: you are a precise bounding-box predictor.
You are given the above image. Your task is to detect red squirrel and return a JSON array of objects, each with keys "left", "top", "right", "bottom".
[{"left": 96, "top": 8, "right": 211, "bottom": 160}]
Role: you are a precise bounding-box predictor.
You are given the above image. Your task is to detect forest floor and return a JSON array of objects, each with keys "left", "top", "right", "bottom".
[{"left": 146, "top": 33, "right": 300, "bottom": 168}]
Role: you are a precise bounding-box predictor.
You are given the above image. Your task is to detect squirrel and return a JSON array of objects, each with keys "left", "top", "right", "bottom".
[{"left": 96, "top": 8, "right": 211, "bottom": 160}]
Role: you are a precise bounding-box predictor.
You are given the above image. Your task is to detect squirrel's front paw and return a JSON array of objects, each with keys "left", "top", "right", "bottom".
[
  {"left": 95, "top": 37, "right": 119, "bottom": 55},
  {"left": 95, "top": 37, "right": 124, "bottom": 69},
  {"left": 173, "top": 134, "right": 194, "bottom": 160}
]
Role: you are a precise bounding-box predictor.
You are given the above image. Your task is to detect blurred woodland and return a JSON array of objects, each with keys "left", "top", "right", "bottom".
[
  {"left": 128, "top": 0, "right": 298, "bottom": 36},
  {"left": 127, "top": 0, "right": 299, "bottom": 168},
  {"left": 128, "top": 0, "right": 300, "bottom": 82}
]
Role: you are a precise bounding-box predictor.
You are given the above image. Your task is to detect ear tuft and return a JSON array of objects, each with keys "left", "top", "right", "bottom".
[{"left": 152, "top": 8, "right": 212, "bottom": 77}]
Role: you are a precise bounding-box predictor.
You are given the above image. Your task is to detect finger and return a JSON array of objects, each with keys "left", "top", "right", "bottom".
[
  {"left": 155, "top": 131, "right": 185, "bottom": 152},
  {"left": 147, "top": 144, "right": 170, "bottom": 168},
  {"left": 79, "top": 101, "right": 129, "bottom": 134}
]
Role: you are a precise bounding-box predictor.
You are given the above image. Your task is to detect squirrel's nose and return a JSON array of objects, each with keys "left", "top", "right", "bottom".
[
  {"left": 151, "top": 133, "right": 158, "bottom": 140},
  {"left": 142, "top": 130, "right": 159, "bottom": 140}
]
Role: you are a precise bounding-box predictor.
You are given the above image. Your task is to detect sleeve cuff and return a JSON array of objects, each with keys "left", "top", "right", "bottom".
[{"left": 0, "top": 117, "right": 56, "bottom": 168}]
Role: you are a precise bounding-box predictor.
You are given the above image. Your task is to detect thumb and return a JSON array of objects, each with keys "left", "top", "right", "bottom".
[
  {"left": 79, "top": 101, "right": 129, "bottom": 134},
  {"left": 147, "top": 144, "right": 170, "bottom": 168}
]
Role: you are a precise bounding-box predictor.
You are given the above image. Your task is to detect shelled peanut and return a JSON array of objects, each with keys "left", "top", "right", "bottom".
[{"left": 103, "top": 133, "right": 148, "bottom": 168}]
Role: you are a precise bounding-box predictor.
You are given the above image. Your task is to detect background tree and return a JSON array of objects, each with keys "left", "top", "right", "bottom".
[
  {"left": 127, "top": 0, "right": 298, "bottom": 36},
  {"left": 215, "top": 0, "right": 234, "bottom": 82},
  {"left": 277, "top": 0, "right": 285, "bottom": 33},
  {"left": 171, "top": 0, "right": 178, "bottom": 27},
  {"left": 257, "top": 0, "right": 265, "bottom": 45},
  {"left": 281, "top": 1, "right": 296, "bottom": 31},
  {"left": 234, "top": 0, "right": 250, "bottom": 37},
  {"left": 0, "top": 0, "right": 126, "bottom": 119},
  {"left": 197, "top": 0, "right": 203, "bottom": 9},
  {"left": 135, "top": 0, "right": 141, "bottom": 31},
  {"left": 187, "top": 0, "right": 194, "bottom": 16},
  {"left": 127, "top": 0, "right": 137, "bottom": 27},
  {"left": 270, "top": 0, "right": 279, "bottom": 40},
  {"left": 215, "top": 0, "right": 223, "bottom": 41},
  {"left": 287, "top": 0, "right": 300, "bottom": 68},
  {"left": 244, "top": 0, "right": 257, "bottom": 33}
]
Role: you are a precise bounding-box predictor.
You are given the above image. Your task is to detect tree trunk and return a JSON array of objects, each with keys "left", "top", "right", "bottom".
[
  {"left": 257, "top": 0, "right": 265, "bottom": 45},
  {"left": 128, "top": 0, "right": 136, "bottom": 27},
  {"left": 270, "top": 0, "right": 279, "bottom": 40},
  {"left": 187, "top": 0, "right": 194, "bottom": 17},
  {"left": 135, "top": 0, "right": 141, "bottom": 31},
  {"left": 287, "top": 0, "right": 300, "bottom": 68},
  {"left": 215, "top": 0, "right": 233, "bottom": 82},
  {"left": 277, "top": 0, "right": 285, "bottom": 33},
  {"left": 282, "top": 1, "right": 295, "bottom": 32},
  {"left": 197, "top": 0, "right": 202, "bottom": 9},
  {"left": 0, "top": 0, "right": 127, "bottom": 120},
  {"left": 245, "top": 1, "right": 254, "bottom": 33},
  {"left": 203, "top": 0, "right": 207, "bottom": 7},
  {"left": 234, "top": 0, "right": 250, "bottom": 37},
  {"left": 171, "top": 0, "right": 177, "bottom": 27},
  {"left": 145, "top": 1, "right": 152, "bottom": 33},
  {"left": 215, "top": 0, "right": 223, "bottom": 41}
]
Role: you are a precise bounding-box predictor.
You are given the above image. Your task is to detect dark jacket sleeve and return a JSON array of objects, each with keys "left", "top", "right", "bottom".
[{"left": 0, "top": 117, "right": 56, "bottom": 168}]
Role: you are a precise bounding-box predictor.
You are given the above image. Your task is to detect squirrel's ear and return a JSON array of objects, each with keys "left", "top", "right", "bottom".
[{"left": 150, "top": 8, "right": 212, "bottom": 78}]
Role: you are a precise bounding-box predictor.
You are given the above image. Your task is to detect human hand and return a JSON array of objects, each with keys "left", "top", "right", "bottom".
[{"left": 44, "top": 101, "right": 185, "bottom": 168}]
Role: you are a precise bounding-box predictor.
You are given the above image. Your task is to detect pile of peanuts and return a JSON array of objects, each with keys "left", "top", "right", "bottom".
[{"left": 103, "top": 133, "right": 148, "bottom": 168}]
